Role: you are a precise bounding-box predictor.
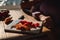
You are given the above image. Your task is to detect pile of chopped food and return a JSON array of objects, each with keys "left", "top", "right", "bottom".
[
  {"left": 0, "top": 9, "right": 10, "bottom": 20},
  {"left": 13, "top": 20, "right": 40, "bottom": 31}
]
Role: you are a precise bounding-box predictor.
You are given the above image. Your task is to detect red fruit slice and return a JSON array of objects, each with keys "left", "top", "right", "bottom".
[
  {"left": 20, "top": 20, "right": 27, "bottom": 24},
  {"left": 24, "top": 23, "right": 28, "bottom": 26},
  {"left": 32, "top": 23, "right": 40, "bottom": 28},
  {"left": 23, "top": 20, "right": 27, "bottom": 23},
  {"left": 29, "top": 22, "right": 32, "bottom": 25},
  {"left": 35, "top": 23, "right": 40, "bottom": 27},
  {"left": 32, "top": 24, "right": 36, "bottom": 28}
]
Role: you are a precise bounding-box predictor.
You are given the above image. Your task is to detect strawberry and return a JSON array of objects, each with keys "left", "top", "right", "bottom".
[
  {"left": 29, "top": 22, "right": 32, "bottom": 25},
  {"left": 32, "top": 24, "right": 36, "bottom": 28},
  {"left": 31, "top": 23, "right": 40, "bottom": 28},
  {"left": 20, "top": 20, "right": 27, "bottom": 24},
  {"left": 35, "top": 23, "right": 40, "bottom": 27},
  {"left": 24, "top": 23, "right": 28, "bottom": 26}
]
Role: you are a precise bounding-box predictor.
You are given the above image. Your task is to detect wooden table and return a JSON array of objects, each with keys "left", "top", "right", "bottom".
[{"left": 0, "top": 10, "right": 50, "bottom": 40}]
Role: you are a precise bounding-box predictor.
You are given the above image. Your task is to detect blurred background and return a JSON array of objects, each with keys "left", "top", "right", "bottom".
[{"left": 0, "top": 0, "right": 22, "bottom": 10}]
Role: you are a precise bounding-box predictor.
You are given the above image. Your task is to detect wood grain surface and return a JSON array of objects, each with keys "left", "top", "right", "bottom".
[{"left": 0, "top": 10, "right": 50, "bottom": 40}]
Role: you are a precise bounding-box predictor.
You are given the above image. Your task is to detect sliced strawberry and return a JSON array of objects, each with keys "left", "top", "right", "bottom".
[
  {"left": 32, "top": 24, "right": 36, "bottom": 28},
  {"left": 20, "top": 20, "right": 27, "bottom": 24},
  {"left": 35, "top": 23, "right": 40, "bottom": 27},
  {"left": 23, "top": 21, "right": 30, "bottom": 25},
  {"left": 31, "top": 23, "right": 40, "bottom": 28},
  {"left": 29, "top": 22, "right": 32, "bottom": 25}
]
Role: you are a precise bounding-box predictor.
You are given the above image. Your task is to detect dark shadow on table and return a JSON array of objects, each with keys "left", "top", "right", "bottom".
[{"left": 1, "top": 31, "right": 55, "bottom": 40}]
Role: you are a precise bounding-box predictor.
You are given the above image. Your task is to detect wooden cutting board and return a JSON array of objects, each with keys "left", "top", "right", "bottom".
[{"left": 0, "top": 9, "right": 50, "bottom": 39}]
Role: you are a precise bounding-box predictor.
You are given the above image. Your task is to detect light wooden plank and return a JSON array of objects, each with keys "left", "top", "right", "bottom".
[
  {"left": 14, "top": 10, "right": 23, "bottom": 18},
  {"left": 5, "top": 10, "right": 24, "bottom": 38},
  {"left": 9, "top": 10, "right": 23, "bottom": 20},
  {"left": 9, "top": 10, "right": 19, "bottom": 20},
  {"left": 0, "top": 21, "right": 7, "bottom": 39},
  {"left": 5, "top": 32, "right": 24, "bottom": 38}
]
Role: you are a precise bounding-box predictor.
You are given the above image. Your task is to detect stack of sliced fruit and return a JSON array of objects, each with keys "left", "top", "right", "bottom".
[{"left": 13, "top": 20, "right": 40, "bottom": 31}]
